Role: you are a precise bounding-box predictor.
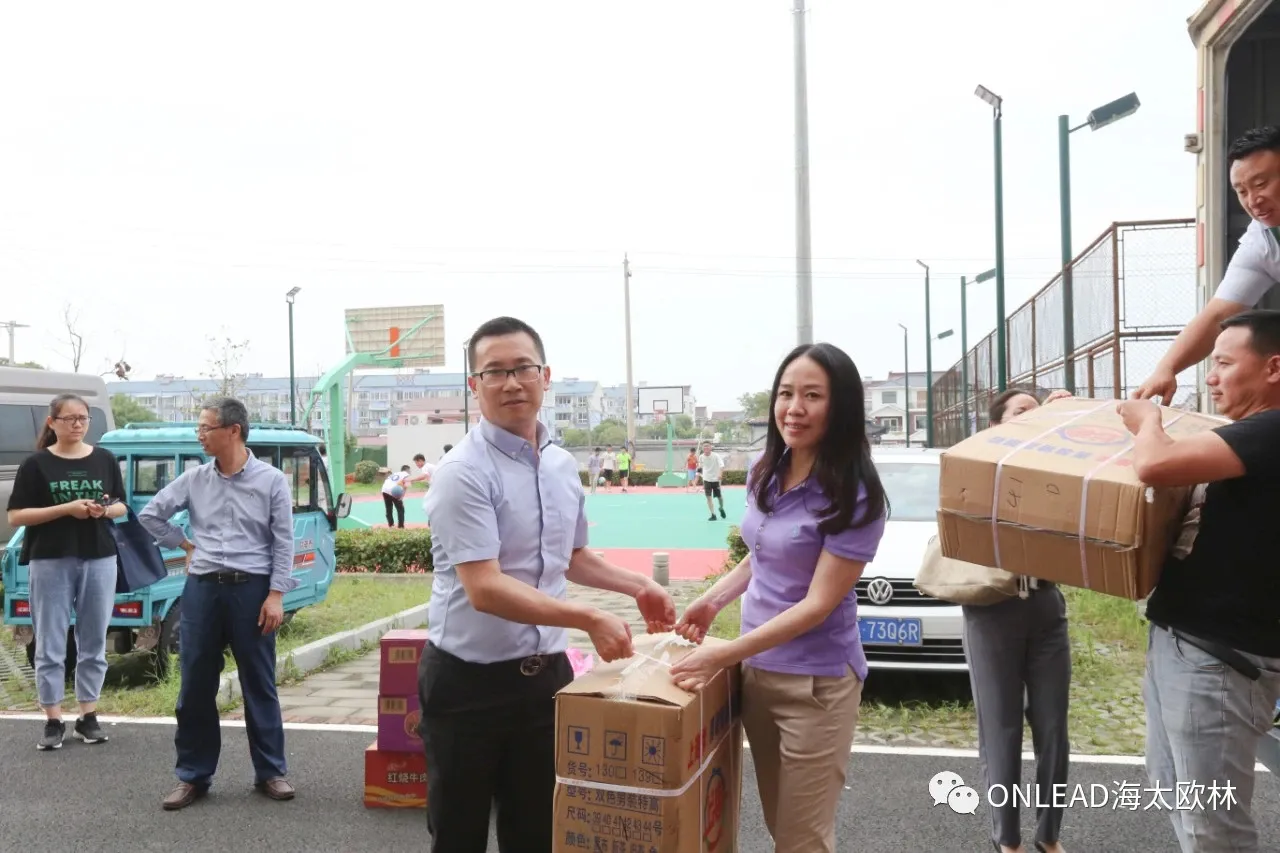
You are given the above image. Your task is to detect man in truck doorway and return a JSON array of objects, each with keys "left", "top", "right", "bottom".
[{"left": 1136, "top": 126, "right": 1280, "bottom": 403}]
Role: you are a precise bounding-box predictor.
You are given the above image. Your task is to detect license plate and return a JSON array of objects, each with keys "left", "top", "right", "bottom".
[{"left": 858, "top": 616, "right": 922, "bottom": 646}]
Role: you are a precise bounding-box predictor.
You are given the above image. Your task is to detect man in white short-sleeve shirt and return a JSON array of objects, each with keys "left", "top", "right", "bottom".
[{"left": 1137, "top": 126, "right": 1280, "bottom": 403}]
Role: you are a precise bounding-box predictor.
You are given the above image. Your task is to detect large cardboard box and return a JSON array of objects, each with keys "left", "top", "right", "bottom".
[
  {"left": 363, "top": 741, "right": 427, "bottom": 809},
  {"left": 937, "top": 398, "right": 1227, "bottom": 599},
  {"left": 553, "top": 634, "right": 742, "bottom": 853},
  {"left": 377, "top": 693, "right": 423, "bottom": 753},
  {"left": 378, "top": 628, "right": 428, "bottom": 696}
]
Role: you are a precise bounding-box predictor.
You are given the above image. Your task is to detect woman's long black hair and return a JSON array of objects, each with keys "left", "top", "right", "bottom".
[
  {"left": 748, "top": 343, "right": 887, "bottom": 534},
  {"left": 37, "top": 393, "right": 89, "bottom": 450}
]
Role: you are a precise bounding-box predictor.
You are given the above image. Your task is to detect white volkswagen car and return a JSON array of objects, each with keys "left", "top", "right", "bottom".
[{"left": 856, "top": 449, "right": 966, "bottom": 672}]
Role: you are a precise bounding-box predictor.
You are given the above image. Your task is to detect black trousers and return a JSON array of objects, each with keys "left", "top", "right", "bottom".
[
  {"left": 417, "top": 643, "right": 573, "bottom": 853},
  {"left": 383, "top": 493, "right": 405, "bottom": 528}
]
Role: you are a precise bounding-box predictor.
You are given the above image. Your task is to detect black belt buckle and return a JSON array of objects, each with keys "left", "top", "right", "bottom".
[
  {"left": 209, "top": 571, "right": 250, "bottom": 585},
  {"left": 519, "top": 655, "right": 546, "bottom": 676}
]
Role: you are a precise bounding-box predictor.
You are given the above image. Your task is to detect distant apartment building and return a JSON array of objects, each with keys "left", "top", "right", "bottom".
[
  {"left": 600, "top": 383, "right": 696, "bottom": 425},
  {"left": 108, "top": 371, "right": 692, "bottom": 443}
]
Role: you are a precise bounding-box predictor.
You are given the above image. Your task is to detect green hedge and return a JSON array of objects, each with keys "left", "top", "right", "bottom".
[
  {"left": 578, "top": 468, "right": 748, "bottom": 487},
  {"left": 353, "top": 460, "right": 381, "bottom": 484},
  {"left": 336, "top": 528, "right": 433, "bottom": 573}
]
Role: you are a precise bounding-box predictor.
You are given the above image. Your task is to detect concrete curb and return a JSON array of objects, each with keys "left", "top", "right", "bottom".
[{"left": 216, "top": 603, "right": 430, "bottom": 706}]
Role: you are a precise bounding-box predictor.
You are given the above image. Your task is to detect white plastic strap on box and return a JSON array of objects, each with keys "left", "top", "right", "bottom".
[
  {"left": 1074, "top": 412, "right": 1186, "bottom": 590},
  {"left": 989, "top": 401, "right": 1112, "bottom": 570},
  {"left": 555, "top": 652, "right": 737, "bottom": 848}
]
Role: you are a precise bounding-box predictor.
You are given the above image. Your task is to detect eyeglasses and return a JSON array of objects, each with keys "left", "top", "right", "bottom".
[
  {"left": 196, "top": 425, "right": 229, "bottom": 437},
  {"left": 471, "top": 364, "right": 544, "bottom": 387},
  {"left": 54, "top": 416, "right": 91, "bottom": 426}
]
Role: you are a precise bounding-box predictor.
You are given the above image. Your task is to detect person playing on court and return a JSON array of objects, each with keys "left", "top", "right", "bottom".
[
  {"left": 1136, "top": 126, "right": 1280, "bottom": 404},
  {"left": 419, "top": 316, "right": 676, "bottom": 852},
  {"left": 600, "top": 445, "right": 616, "bottom": 492},
  {"left": 616, "top": 445, "right": 631, "bottom": 492},
  {"left": 381, "top": 464, "right": 411, "bottom": 528},
  {"left": 587, "top": 446, "right": 603, "bottom": 494},
  {"left": 686, "top": 448, "right": 698, "bottom": 492},
  {"left": 699, "top": 441, "right": 726, "bottom": 521}
]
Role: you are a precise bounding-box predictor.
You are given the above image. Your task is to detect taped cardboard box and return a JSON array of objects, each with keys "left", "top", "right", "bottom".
[
  {"left": 377, "top": 693, "right": 422, "bottom": 753},
  {"left": 553, "top": 634, "right": 742, "bottom": 853},
  {"left": 937, "top": 398, "right": 1226, "bottom": 600},
  {"left": 363, "top": 741, "right": 427, "bottom": 809},
  {"left": 378, "top": 628, "right": 428, "bottom": 696}
]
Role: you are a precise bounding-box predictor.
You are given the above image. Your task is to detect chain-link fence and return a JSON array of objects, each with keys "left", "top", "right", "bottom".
[{"left": 931, "top": 219, "right": 1197, "bottom": 447}]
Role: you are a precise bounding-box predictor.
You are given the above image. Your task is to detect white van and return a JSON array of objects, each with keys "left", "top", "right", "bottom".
[{"left": 0, "top": 367, "right": 115, "bottom": 543}]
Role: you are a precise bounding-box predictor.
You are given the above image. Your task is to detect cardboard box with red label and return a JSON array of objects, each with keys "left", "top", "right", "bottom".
[
  {"left": 379, "top": 628, "right": 428, "bottom": 696},
  {"left": 937, "top": 398, "right": 1228, "bottom": 599},
  {"left": 378, "top": 693, "right": 423, "bottom": 754},
  {"left": 553, "top": 634, "right": 742, "bottom": 853},
  {"left": 363, "top": 742, "right": 427, "bottom": 809}
]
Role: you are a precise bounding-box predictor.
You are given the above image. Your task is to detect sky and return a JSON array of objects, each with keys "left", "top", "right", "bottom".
[{"left": 0, "top": 0, "right": 1207, "bottom": 410}]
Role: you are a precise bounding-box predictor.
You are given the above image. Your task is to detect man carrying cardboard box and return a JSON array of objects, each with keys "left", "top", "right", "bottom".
[
  {"left": 420, "top": 316, "right": 677, "bottom": 853},
  {"left": 1118, "top": 309, "right": 1280, "bottom": 853}
]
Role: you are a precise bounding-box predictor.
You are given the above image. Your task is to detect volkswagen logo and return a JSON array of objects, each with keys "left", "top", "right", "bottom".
[{"left": 866, "top": 578, "right": 894, "bottom": 606}]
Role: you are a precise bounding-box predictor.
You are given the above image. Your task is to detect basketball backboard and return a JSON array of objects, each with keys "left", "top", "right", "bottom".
[
  {"left": 344, "top": 305, "right": 445, "bottom": 368},
  {"left": 636, "top": 385, "right": 686, "bottom": 418}
]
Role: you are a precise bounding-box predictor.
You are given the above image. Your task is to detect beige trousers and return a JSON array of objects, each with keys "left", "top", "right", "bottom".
[{"left": 741, "top": 664, "right": 863, "bottom": 853}]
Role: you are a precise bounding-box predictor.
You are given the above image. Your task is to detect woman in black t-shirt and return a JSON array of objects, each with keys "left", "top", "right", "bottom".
[{"left": 5, "top": 393, "right": 127, "bottom": 751}]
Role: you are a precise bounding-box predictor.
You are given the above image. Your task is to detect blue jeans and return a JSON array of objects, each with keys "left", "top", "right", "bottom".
[
  {"left": 1145, "top": 624, "right": 1280, "bottom": 852},
  {"left": 28, "top": 556, "right": 117, "bottom": 707},
  {"left": 175, "top": 571, "right": 287, "bottom": 787}
]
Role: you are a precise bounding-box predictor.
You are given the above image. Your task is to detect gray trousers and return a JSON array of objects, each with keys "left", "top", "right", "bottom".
[
  {"left": 962, "top": 585, "right": 1071, "bottom": 849},
  {"left": 1145, "top": 624, "right": 1280, "bottom": 852}
]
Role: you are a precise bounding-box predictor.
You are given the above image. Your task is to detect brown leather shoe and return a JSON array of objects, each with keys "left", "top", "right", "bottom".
[
  {"left": 255, "top": 777, "right": 295, "bottom": 801},
  {"left": 162, "top": 782, "right": 207, "bottom": 811}
]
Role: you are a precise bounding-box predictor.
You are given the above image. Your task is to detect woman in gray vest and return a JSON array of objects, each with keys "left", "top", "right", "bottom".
[{"left": 964, "top": 388, "right": 1072, "bottom": 853}]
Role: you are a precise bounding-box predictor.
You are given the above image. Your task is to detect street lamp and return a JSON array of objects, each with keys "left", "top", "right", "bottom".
[
  {"left": 285, "top": 287, "right": 301, "bottom": 426},
  {"left": 960, "top": 268, "right": 996, "bottom": 439},
  {"left": 897, "top": 322, "right": 909, "bottom": 448},
  {"left": 975, "top": 84, "right": 1008, "bottom": 391},
  {"left": 1059, "top": 92, "right": 1140, "bottom": 393},
  {"left": 916, "top": 260, "right": 934, "bottom": 447}
]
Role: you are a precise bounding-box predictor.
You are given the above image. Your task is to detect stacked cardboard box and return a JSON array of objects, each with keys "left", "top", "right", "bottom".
[
  {"left": 363, "top": 628, "right": 430, "bottom": 809},
  {"left": 937, "top": 398, "right": 1227, "bottom": 599},
  {"left": 553, "top": 634, "right": 743, "bottom": 853}
]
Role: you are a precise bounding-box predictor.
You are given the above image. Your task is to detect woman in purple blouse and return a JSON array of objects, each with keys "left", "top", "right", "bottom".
[{"left": 671, "top": 342, "right": 888, "bottom": 853}]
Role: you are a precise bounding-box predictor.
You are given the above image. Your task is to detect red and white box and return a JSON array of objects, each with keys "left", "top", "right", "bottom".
[
  {"left": 377, "top": 693, "right": 423, "bottom": 754},
  {"left": 363, "top": 742, "right": 427, "bottom": 809},
  {"left": 378, "top": 628, "right": 428, "bottom": 696}
]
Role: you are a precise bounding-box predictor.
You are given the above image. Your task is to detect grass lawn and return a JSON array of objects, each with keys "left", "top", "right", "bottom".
[
  {"left": 708, "top": 586, "right": 1149, "bottom": 756},
  {"left": 0, "top": 575, "right": 430, "bottom": 717}
]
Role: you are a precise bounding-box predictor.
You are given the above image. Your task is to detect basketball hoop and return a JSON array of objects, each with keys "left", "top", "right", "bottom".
[{"left": 654, "top": 408, "right": 666, "bottom": 423}]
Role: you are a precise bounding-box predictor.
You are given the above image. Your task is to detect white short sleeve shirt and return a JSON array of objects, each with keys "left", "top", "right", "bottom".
[{"left": 1216, "top": 220, "right": 1280, "bottom": 306}]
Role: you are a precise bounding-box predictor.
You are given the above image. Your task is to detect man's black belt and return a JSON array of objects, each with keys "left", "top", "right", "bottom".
[
  {"left": 1152, "top": 619, "right": 1261, "bottom": 681},
  {"left": 195, "top": 570, "right": 256, "bottom": 584}
]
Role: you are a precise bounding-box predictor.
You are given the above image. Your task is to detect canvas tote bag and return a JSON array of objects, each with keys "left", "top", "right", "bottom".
[{"left": 912, "top": 535, "right": 1020, "bottom": 606}]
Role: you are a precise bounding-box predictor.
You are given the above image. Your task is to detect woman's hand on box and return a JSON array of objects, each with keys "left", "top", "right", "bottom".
[{"left": 670, "top": 644, "right": 729, "bottom": 693}]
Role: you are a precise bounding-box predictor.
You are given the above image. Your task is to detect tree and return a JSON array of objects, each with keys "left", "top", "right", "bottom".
[
  {"left": 61, "top": 304, "right": 86, "bottom": 372},
  {"left": 591, "top": 420, "right": 627, "bottom": 446},
  {"left": 199, "top": 334, "right": 250, "bottom": 400},
  {"left": 111, "top": 394, "right": 160, "bottom": 427},
  {"left": 561, "top": 428, "right": 591, "bottom": 447},
  {"left": 738, "top": 391, "right": 770, "bottom": 419}
]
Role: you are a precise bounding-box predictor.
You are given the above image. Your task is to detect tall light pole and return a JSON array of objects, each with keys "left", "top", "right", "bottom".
[
  {"left": 1059, "top": 92, "right": 1140, "bottom": 393},
  {"left": 897, "top": 323, "right": 909, "bottom": 448},
  {"left": 960, "top": 268, "right": 996, "bottom": 439},
  {"left": 793, "top": 0, "right": 813, "bottom": 345},
  {"left": 623, "top": 255, "right": 636, "bottom": 445},
  {"left": 1, "top": 320, "right": 30, "bottom": 366},
  {"left": 285, "top": 288, "right": 301, "bottom": 426},
  {"left": 975, "top": 85, "right": 1007, "bottom": 391},
  {"left": 916, "top": 260, "right": 933, "bottom": 446}
]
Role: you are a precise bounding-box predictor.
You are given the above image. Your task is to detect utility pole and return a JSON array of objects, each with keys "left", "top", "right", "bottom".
[
  {"left": 1, "top": 320, "right": 30, "bottom": 366},
  {"left": 793, "top": 0, "right": 813, "bottom": 345},
  {"left": 623, "top": 255, "right": 636, "bottom": 444}
]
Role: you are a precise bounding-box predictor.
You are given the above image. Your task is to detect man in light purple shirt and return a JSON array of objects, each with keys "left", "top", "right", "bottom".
[
  {"left": 419, "top": 316, "right": 676, "bottom": 853},
  {"left": 139, "top": 397, "right": 299, "bottom": 811}
]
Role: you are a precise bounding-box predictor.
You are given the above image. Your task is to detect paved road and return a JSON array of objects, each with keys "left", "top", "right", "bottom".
[{"left": 3, "top": 718, "right": 1279, "bottom": 851}]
